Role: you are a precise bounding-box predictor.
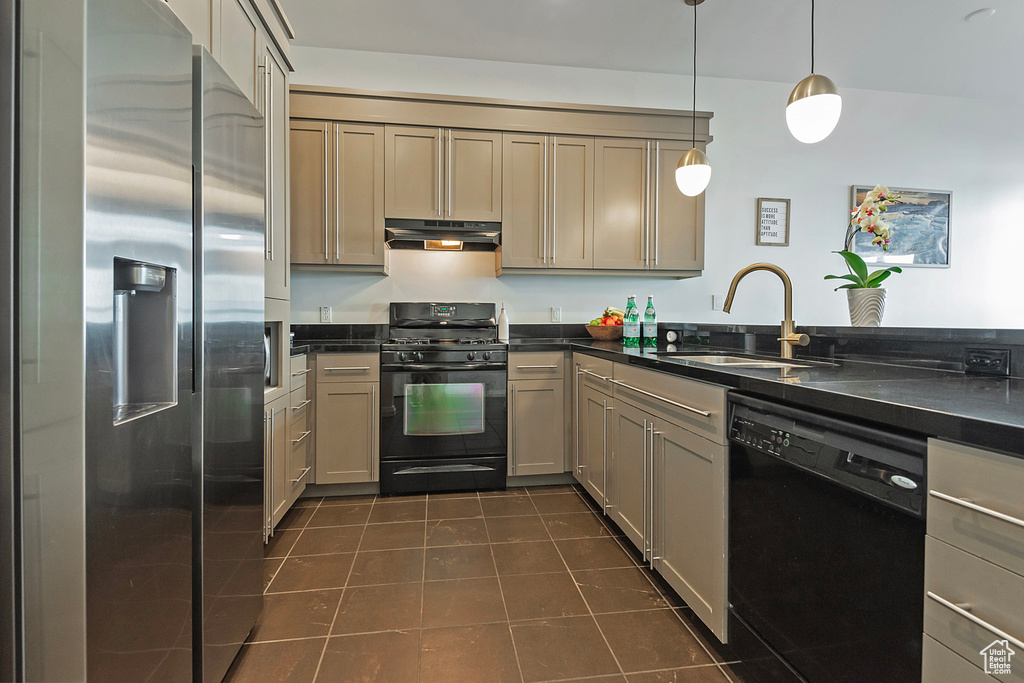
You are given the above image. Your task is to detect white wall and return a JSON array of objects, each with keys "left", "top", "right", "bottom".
[{"left": 290, "top": 47, "right": 1024, "bottom": 328}]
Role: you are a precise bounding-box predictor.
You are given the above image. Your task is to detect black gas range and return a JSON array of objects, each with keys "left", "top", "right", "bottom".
[{"left": 379, "top": 303, "right": 508, "bottom": 495}]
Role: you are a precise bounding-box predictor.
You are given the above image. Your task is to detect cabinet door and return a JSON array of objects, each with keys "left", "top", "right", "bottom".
[
  {"left": 447, "top": 129, "right": 502, "bottom": 221},
  {"left": 263, "top": 44, "right": 289, "bottom": 300},
  {"left": 508, "top": 379, "right": 564, "bottom": 476},
  {"left": 334, "top": 123, "right": 385, "bottom": 266},
  {"left": 653, "top": 418, "right": 727, "bottom": 641},
  {"left": 650, "top": 140, "right": 704, "bottom": 271},
  {"left": 594, "top": 138, "right": 648, "bottom": 270},
  {"left": 288, "top": 406, "right": 311, "bottom": 499},
  {"left": 290, "top": 120, "right": 332, "bottom": 264},
  {"left": 316, "top": 382, "right": 378, "bottom": 484},
  {"left": 608, "top": 399, "right": 648, "bottom": 555},
  {"left": 165, "top": 0, "right": 211, "bottom": 49},
  {"left": 550, "top": 136, "right": 594, "bottom": 268},
  {"left": 385, "top": 126, "right": 442, "bottom": 219},
  {"left": 215, "top": 0, "right": 259, "bottom": 106},
  {"left": 500, "top": 134, "right": 547, "bottom": 268},
  {"left": 580, "top": 381, "right": 611, "bottom": 511},
  {"left": 270, "top": 398, "right": 288, "bottom": 526}
]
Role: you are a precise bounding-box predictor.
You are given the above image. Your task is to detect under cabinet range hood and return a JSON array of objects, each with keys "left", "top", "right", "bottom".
[{"left": 385, "top": 219, "right": 501, "bottom": 251}]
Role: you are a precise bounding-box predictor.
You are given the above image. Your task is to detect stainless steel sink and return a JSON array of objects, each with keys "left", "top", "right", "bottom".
[{"left": 657, "top": 353, "right": 809, "bottom": 369}]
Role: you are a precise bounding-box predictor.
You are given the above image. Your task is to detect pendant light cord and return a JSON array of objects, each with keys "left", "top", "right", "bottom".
[
  {"left": 810, "top": 0, "right": 815, "bottom": 74},
  {"left": 691, "top": 0, "right": 697, "bottom": 147}
]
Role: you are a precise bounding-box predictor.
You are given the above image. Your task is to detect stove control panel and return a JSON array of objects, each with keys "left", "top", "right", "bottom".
[{"left": 431, "top": 304, "right": 456, "bottom": 317}]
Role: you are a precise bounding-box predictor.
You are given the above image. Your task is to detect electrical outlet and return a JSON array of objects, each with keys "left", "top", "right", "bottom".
[
  {"left": 712, "top": 294, "right": 725, "bottom": 311},
  {"left": 320, "top": 306, "right": 332, "bottom": 323},
  {"left": 550, "top": 307, "right": 562, "bottom": 323},
  {"left": 965, "top": 347, "right": 1010, "bottom": 376}
]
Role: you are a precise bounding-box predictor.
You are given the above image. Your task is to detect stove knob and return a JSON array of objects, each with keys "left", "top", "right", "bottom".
[
  {"left": 483, "top": 352, "right": 492, "bottom": 361},
  {"left": 467, "top": 352, "right": 476, "bottom": 360},
  {"left": 415, "top": 352, "right": 424, "bottom": 362},
  {"left": 398, "top": 352, "right": 406, "bottom": 361}
]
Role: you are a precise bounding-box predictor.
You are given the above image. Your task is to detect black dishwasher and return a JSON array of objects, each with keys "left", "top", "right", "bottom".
[{"left": 727, "top": 393, "right": 926, "bottom": 683}]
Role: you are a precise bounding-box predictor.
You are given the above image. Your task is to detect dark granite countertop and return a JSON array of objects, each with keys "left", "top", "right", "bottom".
[
  {"left": 512, "top": 337, "right": 1024, "bottom": 457},
  {"left": 290, "top": 345, "right": 310, "bottom": 357},
  {"left": 295, "top": 340, "right": 382, "bottom": 353}
]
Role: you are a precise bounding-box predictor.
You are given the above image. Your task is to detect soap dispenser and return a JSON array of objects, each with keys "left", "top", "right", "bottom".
[{"left": 497, "top": 303, "right": 509, "bottom": 342}]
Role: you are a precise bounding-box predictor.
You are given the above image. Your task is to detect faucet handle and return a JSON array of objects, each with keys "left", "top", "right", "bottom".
[{"left": 778, "top": 332, "right": 810, "bottom": 347}]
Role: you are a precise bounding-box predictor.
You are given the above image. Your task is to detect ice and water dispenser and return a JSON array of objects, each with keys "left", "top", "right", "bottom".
[{"left": 113, "top": 258, "right": 178, "bottom": 424}]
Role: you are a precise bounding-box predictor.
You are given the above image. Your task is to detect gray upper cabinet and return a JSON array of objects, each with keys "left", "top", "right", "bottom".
[
  {"left": 289, "top": 120, "right": 331, "bottom": 264},
  {"left": 290, "top": 121, "right": 387, "bottom": 272},
  {"left": 165, "top": 0, "right": 212, "bottom": 48},
  {"left": 385, "top": 126, "right": 501, "bottom": 221},
  {"left": 593, "top": 138, "right": 648, "bottom": 270},
  {"left": 334, "top": 124, "right": 386, "bottom": 266},
  {"left": 500, "top": 134, "right": 594, "bottom": 271},
  {"left": 650, "top": 140, "right": 705, "bottom": 272},
  {"left": 261, "top": 40, "right": 289, "bottom": 300},
  {"left": 214, "top": 0, "right": 259, "bottom": 106}
]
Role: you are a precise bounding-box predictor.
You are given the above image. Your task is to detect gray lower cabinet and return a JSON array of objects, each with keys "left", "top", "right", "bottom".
[
  {"left": 651, "top": 415, "right": 727, "bottom": 642},
  {"left": 578, "top": 375, "right": 611, "bottom": 511},
  {"left": 607, "top": 398, "right": 648, "bottom": 552},
  {"left": 923, "top": 439, "right": 1024, "bottom": 682},
  {"left": 265, "top": 394, "right": 288, "bottom": 534},
  {"left": 315, "top": 381, "right": 379, "bottom": 484},
  {"left": 508, "top": 379, "right": 565, "bottom": 476}
]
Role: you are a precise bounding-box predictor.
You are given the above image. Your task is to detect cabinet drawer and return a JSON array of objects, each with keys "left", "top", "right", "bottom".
[
  {"left": 317, "top": 353, "right": 379, "bottom": 383},
  {"left": 924, "top": 536, "right": 1024, "bottom": 680},
  {"left": 573, "top": 352, "right": 613, "bottom": 379},
  {"left": 928, "top": 439, "right": 1024, "bottom": 577},
  {"left": 289, "top": 387, "right": 311, "bottom": 427},
  {"left": 509, "top": 352, "right": 564, "bottom": 380},
  {"left": 290, "top": 354, "right": 310, "bottom": 390},
  {"left": 611, "top": 364, "right": 727, "bottom": 445},
  {"left": 922, "top": 635, "right": 994, "bottom": 683}
]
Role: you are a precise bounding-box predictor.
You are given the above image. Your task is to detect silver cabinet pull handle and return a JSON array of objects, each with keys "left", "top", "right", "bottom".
[
  {"left": 510, "top": 382, "right": 516, "bottom": 475},
  {"left": 602, "top": 399, "right": 610, "bottom": 514},
  {"left": 291, "top": 368, "right": 311, "bottom": 377},
  {"left": 643, "top": 140, "right": 650, "bottom": 268},
  {"left": 650, "top": 427, "right": 660, "bottom": 568},
  {"left": 437, "top": 128, "right": 443, "bottom": 217},
  {"left": 447, "top": 129, "right": 453, "bottom": 218},
  {"left": 516, "top": 365, "right": 559, "bottom": 369},
  {"left": 608, "top": 378, "right": 711, "bottom": 417},
  {"left": 292, "top": 430, "right": 311, "bottom": 445},
  {"left": 323, "top": 125, "right": 330, "bottom": 261},
  {"left": 542, "top": 138, "right": 548, "bottom": 264},
  {"left": 575, "top": 365, "right": 583, "bottom": 474},
  {"left": 291, "top": 399, "right": 311, "bottom": 412},
  {"left": 323, "top": 366, "right": 371, "bottom": 371},
  {"left": 654, "top": 141, "right": 660, "bottom": 267},
  {"left": 927, "top": 591, "right": 1024, "bottom": 651},
  {"left": 335, "top": 125, "right": 341, "bottom": 260},
  {"left": 929, "top": 490, "right": 1024, "bottom": 530},
  {"left": 642, "top": 419, "right": 648, "bottom": 562},
  {"left": 551, "top": 136, "right": 557, "bottom": 265},
  {"left": 578, "top": 368, "right": 611, "bottom": 381},
  {"left": 291, "top": 467, "right": 311, "bottom": 484}
]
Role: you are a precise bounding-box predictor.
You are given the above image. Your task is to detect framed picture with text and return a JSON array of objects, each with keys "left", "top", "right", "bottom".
[
  {"left": 850, "top": 185, "right": 950, "bottom": 268},
  {"left": 756, "top": 198, "right": 790, "bottom": 246}
]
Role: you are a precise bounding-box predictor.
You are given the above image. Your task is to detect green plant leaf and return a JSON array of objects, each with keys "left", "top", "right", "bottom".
[
  {"left": 834, "top": 250, "right": 868, "bottom": 282},
  {"left": 865, "top": 270, "right": 893, "bottom": 287},
  {"left": 833, "top": 283, "right": 858, "bottom": 291},
  {"left": 824, "top": 274, "right": 861, "bottom": 284}
]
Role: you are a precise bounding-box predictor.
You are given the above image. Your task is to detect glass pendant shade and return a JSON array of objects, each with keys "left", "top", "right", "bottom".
[
  {"left": 675, "top": 147, "right": 711, "bottom": 197},
  {"left": 786, "top": 73, "right": 842, "bottom": 144}
]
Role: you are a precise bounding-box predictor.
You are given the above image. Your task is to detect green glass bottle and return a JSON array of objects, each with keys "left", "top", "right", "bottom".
[
  {"left": 643, "top": 295, "right": 657, "bottom": 347},
  {"left": 623, "top": 295, "right": 639, "bottom": 348}
]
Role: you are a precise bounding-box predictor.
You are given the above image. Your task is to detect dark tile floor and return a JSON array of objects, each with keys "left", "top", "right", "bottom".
[{"left": 224, "top": 484, "right": 746, "bottom": 683}]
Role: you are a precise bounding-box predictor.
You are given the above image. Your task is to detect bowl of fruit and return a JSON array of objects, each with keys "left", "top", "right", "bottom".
[{"left": 586, "top": 307, "right": 624, "bottom": 340}]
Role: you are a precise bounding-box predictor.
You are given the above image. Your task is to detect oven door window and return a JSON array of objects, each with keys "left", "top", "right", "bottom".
[{"left": 404, "top": 383, "right": 485, "bottom": 436}]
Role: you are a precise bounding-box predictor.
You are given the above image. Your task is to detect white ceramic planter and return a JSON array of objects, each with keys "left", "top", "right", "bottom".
[{"left": 847, "top": 288, "right": 886, "bottom": 327}]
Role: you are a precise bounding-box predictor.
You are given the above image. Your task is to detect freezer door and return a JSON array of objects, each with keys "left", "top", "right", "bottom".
[{"left": 84, "top": 0, "right": 195, "bottom": 680}]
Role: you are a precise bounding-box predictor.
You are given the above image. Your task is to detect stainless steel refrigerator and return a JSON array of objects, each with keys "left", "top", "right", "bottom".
[{"left": 192, "top": 47, "right": 266, "bottom": 683}]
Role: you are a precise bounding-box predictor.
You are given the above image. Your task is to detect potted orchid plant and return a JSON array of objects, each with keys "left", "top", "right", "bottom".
[{"left": 824, "top": 185, "right": 903, "bottom": 326}]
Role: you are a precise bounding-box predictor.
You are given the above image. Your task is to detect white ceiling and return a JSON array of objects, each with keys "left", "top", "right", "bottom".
[{"left": 279, "top": 0, "right": 1022, "bottom": 101}]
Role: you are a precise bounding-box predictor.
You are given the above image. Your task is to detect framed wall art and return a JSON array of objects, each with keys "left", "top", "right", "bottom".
[
  {"left": 849, "top": 186, "right": 950, "bottom": 268},
  {"left": 756, "top": 197, "right": 790, "bottom": 246}
]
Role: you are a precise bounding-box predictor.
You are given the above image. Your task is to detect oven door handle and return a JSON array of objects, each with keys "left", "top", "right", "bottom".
[{"left": 381, "top": 362, "right": 507, "bottom": 372}]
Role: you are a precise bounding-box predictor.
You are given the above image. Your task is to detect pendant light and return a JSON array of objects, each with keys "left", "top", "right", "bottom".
[
  {"left": 675, "top": 0, "right": 711, "bottom": 197},
  {"left": 786, "top": 0, "right": 842, "bottom": 144}
]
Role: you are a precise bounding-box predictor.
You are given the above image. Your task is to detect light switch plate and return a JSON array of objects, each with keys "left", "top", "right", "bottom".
[
  {"left": 320, "top": 306, "right": 332, "bottom": 323},
  {"left": 550, "top": 307, "right": 561, "bottom": 323},
  {"left": 712, "top": 294, "right": 725, "bottom": 311}
]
